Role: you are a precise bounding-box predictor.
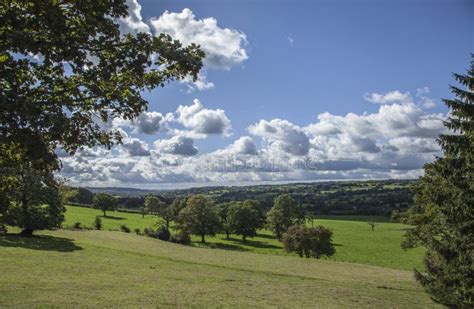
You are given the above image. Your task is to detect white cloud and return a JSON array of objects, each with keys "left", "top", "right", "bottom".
[
  {"left": 117, "top": 0, "right": 150, "bottom": 34},
  {"left": 181, "top": 71, "right": 215, "bottom": 92},
  {"left": 153, "top": 135, "right": 198, "bottom": 156},
  {"left": 175, "top": 99, "right": 231, "bottom": 136},
  {"left": 248, "top": 119, "right": 310, "bottom": 156},
  {"left": 150, "top": 8, "right": 248, "bottom": 70},
  {"left": 113, "top": 111, "right": 169, "bottom": 135},
  {"left": 364, "top": 90, "right": 412, "bottom": 105},
  {"left": 215, "top": 136, "right": 258, "bottom": 155},
  {"left": 120, "top": 138, "right": 151, "bottom": 156}
]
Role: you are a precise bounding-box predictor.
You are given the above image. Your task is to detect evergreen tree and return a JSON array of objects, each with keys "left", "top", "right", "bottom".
[{"left": 402, "top": 55, "right": 473, "bottom": 307}]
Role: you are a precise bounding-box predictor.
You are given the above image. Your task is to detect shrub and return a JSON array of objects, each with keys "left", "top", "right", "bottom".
[
  {"left": 144, "top": 227, "right": 155, "bottom": 237},
  {"left": 120, "top": 224, "right": 131, "bottom": 233},
  {"left": 170, "top": 231, "right": 191, "bottom": 245},
  {"left": 282, "top": 225, "right": 335, "bottom": 258},
  {"left": 94, "top": 216, "right": 102, "bottom": 230},
  {"left": 0, "top": 223, "right": 7, "bottom": 234},
  {"left": 156, "top": 226, "right": 171, "bottom": 241},
  {"left": 134, "top": 228, "right": 141, "bottom": 235},
  {"left": 73, "top": 222, "right": 82, "bottom": 229}
]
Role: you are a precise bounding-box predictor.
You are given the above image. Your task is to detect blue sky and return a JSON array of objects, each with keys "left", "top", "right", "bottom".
[{"left": 60, "top": 0, "right": 473, "bottom": 188}]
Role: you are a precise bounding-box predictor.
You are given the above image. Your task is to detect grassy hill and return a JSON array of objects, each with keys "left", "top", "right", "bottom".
[
  {"left": 0, "top": 229, "right": 437, "bottom": 308},
  {"left": 63, "top": 205, "right": 424, "bottom": 271}
]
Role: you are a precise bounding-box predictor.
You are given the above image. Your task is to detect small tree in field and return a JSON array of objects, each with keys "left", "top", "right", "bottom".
[
  {"left": 229, "top": 200, "right": 264, "bottom": 241},
  {"left": 283, "top": 225, "right": 335, "bottom": 258},
  {"left": 93, "top": 193, "right": 117, "bottom": 217},
  {"left": 368, "top": 222, "right": 376, "bottom": 231},
  {"left": 266, "top": 194, "right": 304, "bottom": 240},
  {"left": 178, "top": 195, "right": 221, "bottom": 243}
]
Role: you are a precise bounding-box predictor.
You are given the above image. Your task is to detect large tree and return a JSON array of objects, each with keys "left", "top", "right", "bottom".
[
  {"left": 266, "top": 194, "right": 304, "bottom": 240},
  {"left": 0, "top": 1, "right": 204, "bottom": 233},
  {"left": 402, "top": 56, "right": 473, "bottom": 307},
  {"left": 228, "top": 200, "right": 264, "bottom": 241},
  {"left": 178, "top": 195, "right": 221, "bottom": 243}
]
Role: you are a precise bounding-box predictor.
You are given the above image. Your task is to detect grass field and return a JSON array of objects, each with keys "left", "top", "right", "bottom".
[
  {"left": 64, "top": 205, "right": 425, "bottom": 271},
  {"left": 0, "top": 229, "right": 437, "bottom": 308}
]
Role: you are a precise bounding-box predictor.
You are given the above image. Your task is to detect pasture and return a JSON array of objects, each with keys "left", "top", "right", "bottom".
[
  {"left": 64, "top": 205, "right": 424, "bottom": 270},
  {"left": 0, "top": 229, "right": 437, "bottom": 308}
]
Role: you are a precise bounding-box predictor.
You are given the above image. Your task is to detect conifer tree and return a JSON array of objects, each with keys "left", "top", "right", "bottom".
[{"left": 403, "top": 55, "right": 473, "bottom": 307}]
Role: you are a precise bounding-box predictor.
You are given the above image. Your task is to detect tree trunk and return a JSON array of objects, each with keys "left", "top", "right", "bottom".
[
  {"left": 142, "top": 213, "right": 145, "bottom": 218},
  {"left": 226, "top": 232, "right": 230, "bottom": 239},
  {"left": 103, "top": 210, "right": 106, "bottom": 217},
  {"left": 20, "top": 228, "right": 34, "bottom": 236},
  {"left": 166, "top": 219, "right": 170, "bottom": 229},
  {"left": 242, "top": 235, "right": 246, "bottom": 242},
  {"left": 201, "top": 234, "right": 205, "bottom": 243}
]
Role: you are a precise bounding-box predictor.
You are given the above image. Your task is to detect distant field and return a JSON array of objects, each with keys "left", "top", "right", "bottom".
[
  {"left": 0, "top": 230, "right": 437, "bottom": 308},
  {"left": 64, "top": 205, "right": 425, "bottom": 270}
]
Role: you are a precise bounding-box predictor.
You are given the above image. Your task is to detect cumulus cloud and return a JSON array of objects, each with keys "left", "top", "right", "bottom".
[
  {"left": 364, "top": 90, "right": 412, "bottom": 105},
  {"left": 249, "top": 119, "right": 310, "bottom": 156},
  {"left": 153, "top": 135, "right": 198, "bottom": 156},
  {"left": 121, "top": 138, "right": 150, "bottom": 156},
  {"left": 216, "top": 136, "right": 258, "bottom": 155},
  {"left": 113, "top": 111, "right": 169, "bottom": 135},
  {"left": 59, "top": 88, "right": 449, "bottom": 187},
  {"left": 117, "top": 0, "right": 150, "bottom": 34},
  {"left": 175, "top": 99, "right": 231, "bottom": 136},
  {"left": 150, "top": 8, "right": 248, "bottom": 70}
]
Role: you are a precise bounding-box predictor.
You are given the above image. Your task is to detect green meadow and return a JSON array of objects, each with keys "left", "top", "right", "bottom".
[
  {"left": 0, "top": 229, "right": 437, "bottom": 308},
  {"left": 63, "top": 205, "right": 424, "bottom": 271}
]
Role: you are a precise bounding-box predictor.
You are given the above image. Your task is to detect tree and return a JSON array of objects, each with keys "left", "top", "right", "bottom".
[
  {"left": 92, "top": 193, "right": 117, "bottom": 217},
  {"left": 218, "top": 202, "right": 235, "bottom": 239},
  {"left": 229, "top": 200, "right": 264, "bottom": 241},
  {"left": 402, "top": 56, "right": 474, "bottom": 307},
  {"left": 0, "top": 1, "right": 203, "bottom": 234},
  {"left": 1, "top": 144, "right": 64, "bottom": 235},
  {"left": 144, "top": 195, "right": 170, "bottom": 227},
  {"left": 169, "top": 197, "right": 188, "bottom": 222},
  {"left": 282, "top": 225, "right": 335, "bottom": 258},
  {"left": 266, "top": 194, "right": 304, "bottom": 239},
  {"left": 368, "top": 222, "right": 376, "bottom": 231},
  {"left": 178, "top": 195, "right": 221, "bottom": 243}
]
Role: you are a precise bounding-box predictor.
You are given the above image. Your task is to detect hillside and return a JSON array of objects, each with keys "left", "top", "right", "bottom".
[
  {"left": 0, "top": 230, "right": 438, "bottom": 308},
  {"left": 63, "top": 205, "right": 424, "bottom": 270}
]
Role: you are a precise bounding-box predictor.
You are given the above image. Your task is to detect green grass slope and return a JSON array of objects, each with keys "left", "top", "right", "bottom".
[
  {"left": 0, "top": 230, "right": 437, "bottom": 308},
  {"left": 64, "top": 205, "right": 425, "bottom": 270}
]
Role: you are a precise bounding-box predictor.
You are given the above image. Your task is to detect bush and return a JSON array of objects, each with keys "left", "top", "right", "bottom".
[
  {"left": 0, "top": 223, "right": 7, "bottom": 234},
  {"left": 94, "top": 216, "right": 102, "bottom": 230},
  {"left": 170, "top": 231, "right": 191, "bottom": 245},
  {"left": 156, "top": 226, "right": 171, "bottom": 241},
  {"left": 282, "top": 225, "right": 335, "bottom": 258},
  {"left": 73, "top": 222, "right": 82, "bottom": 229},
  {"left": 120, "top": 224, "right": 131, "bottom": 233},
  {"left": 134, "top": 228, "right": 141, "bottom": 235},
  {"left": 144, "top": 227, "right": 155, "bottom": 237}
]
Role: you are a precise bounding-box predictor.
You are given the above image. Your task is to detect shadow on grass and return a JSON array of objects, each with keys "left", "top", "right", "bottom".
[
  {"left": 229, "top": 237, "right": 281, "bottom": 250},
  {"left": 255, "top": 233, "right": 278, "bottom": 240},
  {"left": 0, "top": 234, "right": 82, "bottom": 252},
  {"left": 195, "top": 242, "right": 248, "bottom": 251},
  {"left": 102, "top": 215, "right": 125, "bottom": 220}
]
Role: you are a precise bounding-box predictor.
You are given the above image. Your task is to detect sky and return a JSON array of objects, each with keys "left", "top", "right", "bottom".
[{"left": 60, "top": 0, "right": 473, "bottom": 189}]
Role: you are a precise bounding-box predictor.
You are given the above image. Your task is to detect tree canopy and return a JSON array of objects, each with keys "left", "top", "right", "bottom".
[
  {"left": 178, "top": 195, "right": 221, "bottom": 243},
  {"left": 266, "top": 194, "right": 304, "bottom": 239}
]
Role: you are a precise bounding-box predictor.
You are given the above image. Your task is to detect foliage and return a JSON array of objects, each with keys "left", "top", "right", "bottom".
[
  {"left": 178, "top": 195, "right": 221, "bottom": 243},
  {"left": 170, "top": 230, "right": 192, "bottom": 245},
  {"left": 266, "top": 194, "right": 304, "bottom": 239},
  {"left": 73, "top": 222, "right": 82, "bottom": 229},
  {"left": 1, "top": 0, "right": 204, "bottom": 170},
  {"left": 156, "top": 226, "right": 171, "bottom": 241},
  {"left": 228, "top": 200, "right": 264, "bottom": 241},
  {"left": 120, "top": 225, "right": 131, "bottom": 233},
  {"left": 94, "top": 216, "right": 102, "bottom": 230},
  {"left": 169, "top": 197, "right": 188, "bottom": 222},
  {"left": 144, "top": 228, "right": 155, "bottom": 238},
  {"left": 92, "top": 193, "right": 118, "bottom": 217},
  {"left": 402, "top": 56, "right": 474, "bottom": 307},
  {"left": 69, "top": 188, "right": 94, "bottom": 205},
  {"left": 217, "top": 202, "right": 234, "bottom": 239},
  {"left": 1, "top": 155, "right": 64, "bottom": 235},
  {"left": 282, "top": 225, "right": 335, "bottom": 258}
]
